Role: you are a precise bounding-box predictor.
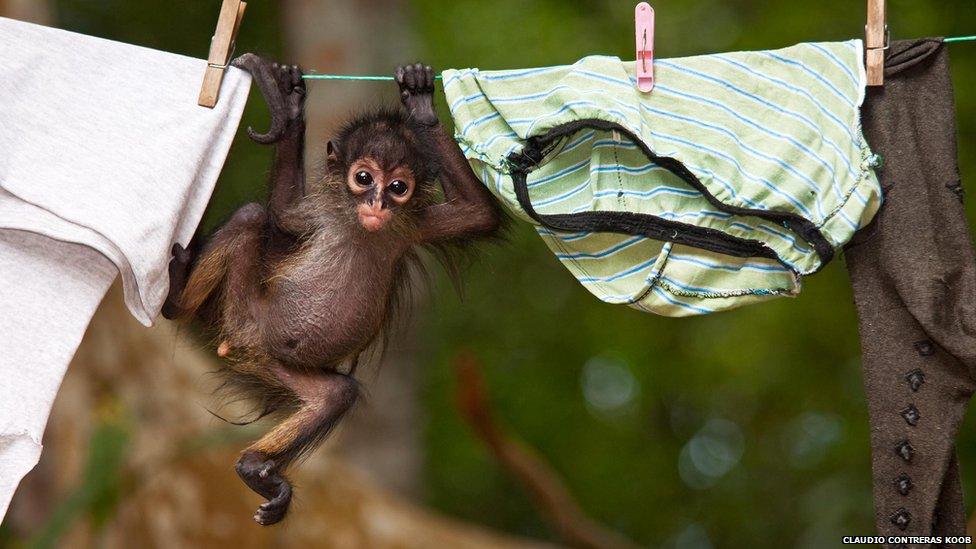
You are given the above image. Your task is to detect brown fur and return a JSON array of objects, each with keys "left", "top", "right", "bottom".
[{"left": 162, "top": 57, "right": 502, "bottom": 525}]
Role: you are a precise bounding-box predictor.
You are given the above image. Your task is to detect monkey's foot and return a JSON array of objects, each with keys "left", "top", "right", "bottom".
[
  {"left": 272, "top": 61, "right": 306, "bottom": 123},
  {"left": 395, "top": 63, "right": 438, "bottom": 126},
  {"left": 161, "top": 243, "right": 192, "bottom": 320},
  {"left": 235, "top": 450, "right": 293, "bottom": 526},
  {"left": 231, "top": 54, "right": 306, "bottom": 144}
]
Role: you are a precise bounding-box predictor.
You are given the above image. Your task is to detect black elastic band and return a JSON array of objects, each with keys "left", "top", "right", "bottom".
[{"left": 508, "top": 119, "right": 835, "bottom": 269}]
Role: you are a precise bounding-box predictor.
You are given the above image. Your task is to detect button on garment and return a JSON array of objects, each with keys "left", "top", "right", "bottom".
[{"left": 846, "top": 38, "right": 975, "bottom": 544}]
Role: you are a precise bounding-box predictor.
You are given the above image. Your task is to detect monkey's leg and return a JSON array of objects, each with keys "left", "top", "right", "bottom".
[
  {"left": 162, "top": 203, "right": 267, "bottom": 321},
  {"left": 236, "top": 367, "right": 359, "bottom": 525},
  {"left": 218, "top": 204, "right": 271, "bottom": 335}
]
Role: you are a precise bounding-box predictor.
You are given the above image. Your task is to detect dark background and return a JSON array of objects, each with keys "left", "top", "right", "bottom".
[{"left": 3, "top": 1, "right": 976, "bottom": 547}]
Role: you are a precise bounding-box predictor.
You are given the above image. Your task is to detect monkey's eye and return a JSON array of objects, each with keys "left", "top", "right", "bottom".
[
  {"left": 354, "top": 171, "right": 373, "bottom": 186},
  {"left": 389, "top": 180, "right": 409, "bottom": 196}
]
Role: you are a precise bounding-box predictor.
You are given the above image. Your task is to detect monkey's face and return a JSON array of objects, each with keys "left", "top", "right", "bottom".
[{"left": 346, "top": 157, "right": 416, "bottom": 232}]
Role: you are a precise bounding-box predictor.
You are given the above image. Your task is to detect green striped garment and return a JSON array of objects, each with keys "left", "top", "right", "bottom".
[{"left": 442, "top": 40, "right": 882, "bottom": 316}]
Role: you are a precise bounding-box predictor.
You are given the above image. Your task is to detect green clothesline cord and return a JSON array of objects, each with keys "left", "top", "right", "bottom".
[
  {"left": 302, "top": 74, "right": 441, "bottom": 81},
  {"left": 301, "top": 35, "right": 976, "bottom": 81}
]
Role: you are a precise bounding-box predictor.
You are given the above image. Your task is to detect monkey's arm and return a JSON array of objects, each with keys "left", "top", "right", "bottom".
[
  {"left": 232, "top": 54, "right": 307, "bottom": 231},
  {"left": 417, "top": 125, "right": 504, "bottom": 242},
  {"left": 396, "top": 64, "right": 503, "bottom": 243}
]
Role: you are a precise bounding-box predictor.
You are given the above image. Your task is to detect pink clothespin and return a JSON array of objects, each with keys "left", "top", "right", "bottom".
[{"left": 634, "top": 2, "right": 655, "bottom": 93}]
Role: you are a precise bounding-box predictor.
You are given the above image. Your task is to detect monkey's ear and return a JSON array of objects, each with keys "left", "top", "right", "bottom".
[{"left": 327, "top": 140, "right": 340, "bottom": 163}]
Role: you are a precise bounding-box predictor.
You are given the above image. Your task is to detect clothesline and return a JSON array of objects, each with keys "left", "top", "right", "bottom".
[
  {"left": 301, "top": 34, "right": 976, "bottom": 81},
  {"left": 303, "top": 74, "right": 440, "bottom": 81}
]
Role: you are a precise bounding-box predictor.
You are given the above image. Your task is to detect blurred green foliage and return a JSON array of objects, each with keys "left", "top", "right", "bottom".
[
  {"left": 410, "top": 1, "right": 976, "bottom": 547},
  {"left": 27, "top": 414, "right": 130, "bottom": 549},
  {"left": 7, "top": 1, "right": 976, "bottom": 547}
]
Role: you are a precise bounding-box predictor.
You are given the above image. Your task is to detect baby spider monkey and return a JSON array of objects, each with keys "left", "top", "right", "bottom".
[{"left": 162, "top": 55, "right": 502, "bottom": 525}]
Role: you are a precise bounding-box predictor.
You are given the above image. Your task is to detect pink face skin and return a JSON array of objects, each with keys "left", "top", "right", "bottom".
[{"left": 346, "top": 158, "right": 416, "bottom": 232}]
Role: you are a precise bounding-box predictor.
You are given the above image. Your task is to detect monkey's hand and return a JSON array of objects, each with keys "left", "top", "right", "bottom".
[
  {"left": 395, "top": 63, "right": 438, "bottom": 127},
  {"left": 232, "top": 53, "right": 307, "bottom": 144}
]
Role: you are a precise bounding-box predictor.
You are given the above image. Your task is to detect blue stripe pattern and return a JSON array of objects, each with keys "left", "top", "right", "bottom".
[{"left": 443, "top": 40, "right": 882, "bottom": 317}]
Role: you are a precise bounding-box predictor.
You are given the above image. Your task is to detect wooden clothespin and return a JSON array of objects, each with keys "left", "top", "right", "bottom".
[
  {"left": 635, "top": 2, "right": 655, "bottom": 93},
  {"left": 198, "top": 0, "right": 247, "bottom": 108},
  {"left": 865, "top": 0, "right": 886, "bottom": 86}
]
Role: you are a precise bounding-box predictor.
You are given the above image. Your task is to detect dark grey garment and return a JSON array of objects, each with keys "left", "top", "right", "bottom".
[{"left": 846, "top": 38, "right": 975, "bottom": 547}]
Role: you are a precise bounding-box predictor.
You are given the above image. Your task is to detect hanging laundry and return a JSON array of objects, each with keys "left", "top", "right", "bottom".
[
  {"left": 0, "top": 228, "right": 116, "bottom": 524},
  {"left": 443, "top": 40, "right": 882, "bottom": 316},
  {"left": 846, "top": 38, "right": 975, "bottom": 540},
  {"left": 0, "top": 16, "right": 251, "bottom": 520}
]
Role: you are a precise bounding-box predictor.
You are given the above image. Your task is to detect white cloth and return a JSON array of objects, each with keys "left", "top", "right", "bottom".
[
  {"left": 0, "top": 16, "right": 251, "bottom": 520},
  {"left": 0, "top": 16, "right": 252, "bottom": 324},
  {"left": 0, "top": 229, "right": 116, "bottom": 521}
]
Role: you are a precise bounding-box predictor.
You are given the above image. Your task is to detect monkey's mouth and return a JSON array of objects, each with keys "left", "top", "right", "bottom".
[
  {"left": 359, "top": 214, "right": 386, "bottom": 232},
  {"left": 357, "top": 205, "right": 391, "bottom": 232}
]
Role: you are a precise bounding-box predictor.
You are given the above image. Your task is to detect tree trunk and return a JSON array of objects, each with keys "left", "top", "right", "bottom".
[{"left": 0, "top": 0, "right": 52, "bottom": 23}]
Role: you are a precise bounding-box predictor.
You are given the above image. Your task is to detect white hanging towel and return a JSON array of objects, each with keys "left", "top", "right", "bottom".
[{"left": 0, "top": 16, "right": 251, "bottom": 521}]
